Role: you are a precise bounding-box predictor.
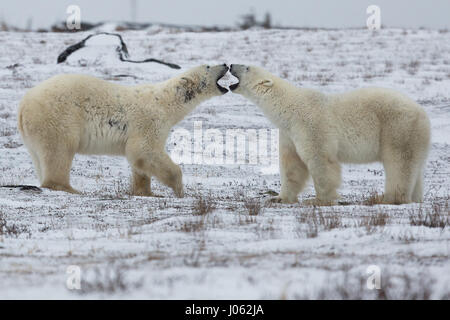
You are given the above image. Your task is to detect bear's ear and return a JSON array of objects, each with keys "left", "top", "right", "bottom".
[{"left": 258, "top": 79, "right": 273, "bottom": 87}]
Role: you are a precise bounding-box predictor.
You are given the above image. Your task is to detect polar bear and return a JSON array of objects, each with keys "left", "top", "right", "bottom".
[
  {"left": 18, "top": 64, "right": 229, "bottom": 196},
  {"left": 229, "top": 64, "right": 430, "bottom": 205}
]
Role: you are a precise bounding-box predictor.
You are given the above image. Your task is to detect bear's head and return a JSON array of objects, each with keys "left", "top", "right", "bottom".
[
  {"left": 176, "top": 64, "right": 229, "bottom": 103},
  {"left": 229, "top": 64, "right": 275, "bottom": 97}
]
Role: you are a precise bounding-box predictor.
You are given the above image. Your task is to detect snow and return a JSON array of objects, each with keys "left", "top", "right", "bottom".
[{"left": 0, "top": 27, "right": 449, "bottom": 299}]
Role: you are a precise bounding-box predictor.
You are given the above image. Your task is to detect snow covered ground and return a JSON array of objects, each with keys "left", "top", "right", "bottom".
[{"left": 0, "top": 27, "right": 449, "bottom": 299}]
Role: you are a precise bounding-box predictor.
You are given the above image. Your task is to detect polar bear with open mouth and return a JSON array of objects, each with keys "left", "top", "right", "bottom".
[
  {"left": 229, "top": 64, "right": 430, "bottom": 205},
  {"left": 18, "top": 64, "right": 229, "bottom": 196}
]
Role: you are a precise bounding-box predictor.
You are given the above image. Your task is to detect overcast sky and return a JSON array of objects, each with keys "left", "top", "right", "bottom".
[{"left": 1, "top": 0, "right": 449, "bottom": 30}]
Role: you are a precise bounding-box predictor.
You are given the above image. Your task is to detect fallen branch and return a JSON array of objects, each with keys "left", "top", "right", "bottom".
[{"left": 57, "top": 32, "right": 181, "bottom": 69}]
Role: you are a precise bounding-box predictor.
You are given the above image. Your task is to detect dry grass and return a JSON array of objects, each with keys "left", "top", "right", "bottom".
[
  {"left": 0, "top": 213, "right": 31, "bottom": 238},
  {"left": 402, "top": 60, "right": 421, "bottom": 75},
  {"left": 384, "top": 60, "right": 393, "bottom": 73},
  {"left": 237, "top": 213, "right": 257, "bottom": 226},
  {"left": 192, "top": 194, "right": 216, "bottom": 216},
  {"left": 299, "top": 269, "right": 440, "bottom": 300},
  {"left": 0, "top": 127, "right": 16, "bottom": 137},
  {"left": 243, "top": 197, "right": 263, "bottom": 216},
  {"left": 177, "top": 194, "right": 218, "bottom": 233},
  {"left": 356, "top": 211, "right": 390, "bottom": 234},
  {"left": 296, "top": 206, "right": 343, "bottom": 238},
  {"left": 255, "top": 218, "right": 276, "bottom": 239},
  {"left": 313, "top": 73, "right": 335, "bottom": 86},
  {"left": 409, "top": 202, "right": 449, "bottom": 229},
  {"left": 179, "top": 217, "right": 205, "bottom": 233},
  {"left": 362, "top": 191, "right": 385, "bottom": 206}
]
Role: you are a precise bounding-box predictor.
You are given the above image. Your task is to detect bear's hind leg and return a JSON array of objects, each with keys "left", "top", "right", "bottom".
[
  {"left": 275, "top": 133, "right": 309, "bottom": 203},
  {"left": 28, "top": 147, "right": 43, "bottom": 184},
  {"left": 40, "top": 147, "right": 79, "bottom": 194}
]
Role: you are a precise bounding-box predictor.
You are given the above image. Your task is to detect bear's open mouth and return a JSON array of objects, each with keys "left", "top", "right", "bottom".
[
  {"left": 216, "top": 81, "right": 228, "bottom": 94},
  {"left": 216, "top": 69, "right": 229, "bottom": 94},
  {"left": 229, "top": 68, "right": 239, "bottom": 91},
  {"left": 229, "top": 79, "right": 239, "bottom": 91}
]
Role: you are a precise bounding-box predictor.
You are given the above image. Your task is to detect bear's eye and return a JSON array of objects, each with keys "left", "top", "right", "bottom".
[
  {"left": 246, "top": 67, "right": 249, "bottom": 71},
  {"left": 206, "top": 65, "right": 210, "bottom": 69}
]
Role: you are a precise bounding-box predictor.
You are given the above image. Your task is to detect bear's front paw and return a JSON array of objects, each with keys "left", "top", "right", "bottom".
[{"left": 174, "top": 187, "right": 184, "bottom": 198}]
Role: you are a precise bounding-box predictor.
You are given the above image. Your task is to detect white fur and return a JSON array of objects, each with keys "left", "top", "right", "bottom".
[
  {"left": 18, "top": 64, "right": 229, "bottom": 195},
  {"left": 230, "top": 64, "right": 431, "bottom": 205}
]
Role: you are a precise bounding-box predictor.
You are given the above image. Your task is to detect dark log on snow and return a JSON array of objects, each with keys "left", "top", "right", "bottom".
[{"left": 57, "top": 32, "right": 181, "bottom": 69}]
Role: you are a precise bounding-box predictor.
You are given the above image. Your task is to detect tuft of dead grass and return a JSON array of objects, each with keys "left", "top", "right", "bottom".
[
  {"left": 243, "top": 197, "right": 263, "bottom": 216},
  {"left": 192, "top": 194, "right": 216, "bottom": 216},
  {"left": 179, "top": 217, "right": 207, "bottom": 233},
  {"left": 356, "top": 211, "right": 390, "bottom": 234},
  {"left": 296, "top": 206, "right": 343, "bottom": 238},
  {"left": 0, "top": 213, "right": 31, "bottom": 238},
  {"left": 298, "top": 269, "right": 440, "bottom": 300},
  {"left": 409, "top": 202, "right": 449, "bottom": 229},
  {"left": 362, "top": 191, "right": 385, "bottom": 206}
]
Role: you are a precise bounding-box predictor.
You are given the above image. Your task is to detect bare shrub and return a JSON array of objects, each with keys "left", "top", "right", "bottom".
[{"left": 237, "top": 11, "right": 272, "bottom": 30}]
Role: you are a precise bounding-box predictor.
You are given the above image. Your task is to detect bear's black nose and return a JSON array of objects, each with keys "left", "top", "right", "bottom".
[{"left": 230, "top": 64, "right": 234, "bottom": 72}]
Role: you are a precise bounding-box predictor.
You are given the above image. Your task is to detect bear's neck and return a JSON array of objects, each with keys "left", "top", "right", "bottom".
[
  {"left": 166, "top": 77, "right": 210, "bottom": 125},
  {"left": 169, "top": 96, "right": 204, "bottom": 125},
  {"left": 140, "top": 79, "right": 209, "bottom": 126},
  {"left": 245, "top": 85, "right": 295, "bottom": 128},
  {"left": 245, "top": 80, "right": 323, "bottom": 130}
]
